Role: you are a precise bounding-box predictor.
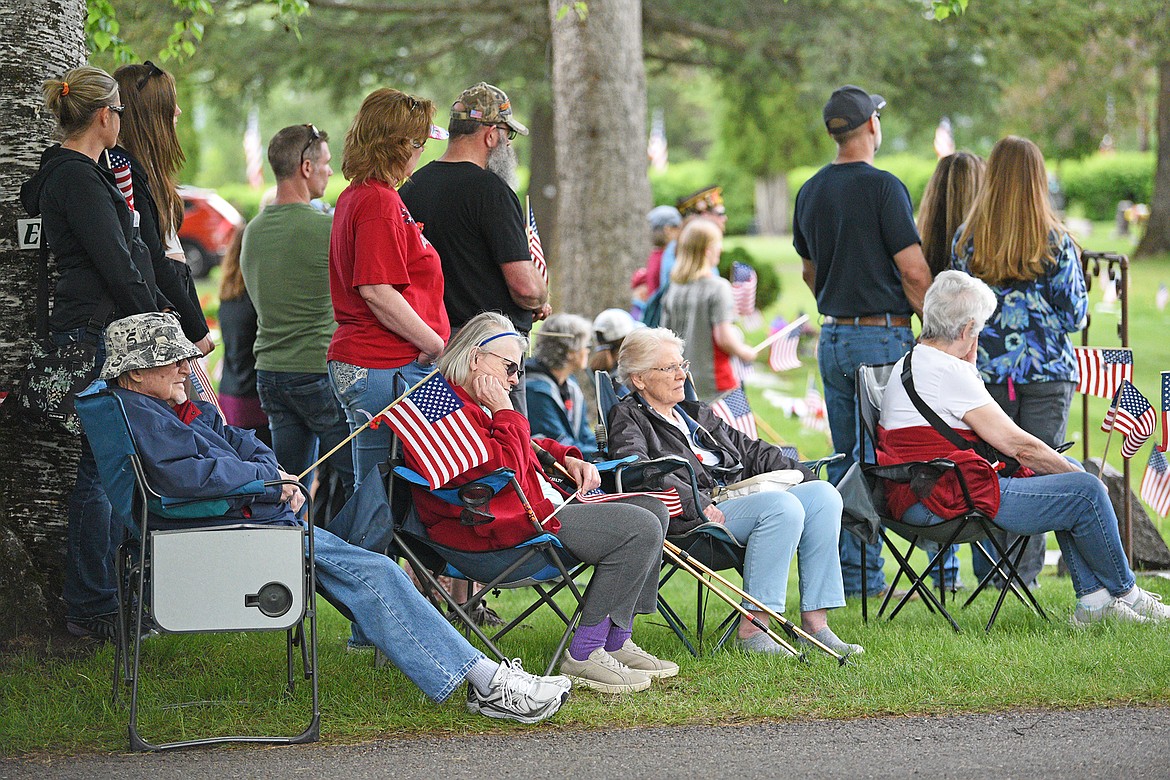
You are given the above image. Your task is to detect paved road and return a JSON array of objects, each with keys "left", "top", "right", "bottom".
[{"left": 5, "top": 706, "right": 1170, "bottom": 779}]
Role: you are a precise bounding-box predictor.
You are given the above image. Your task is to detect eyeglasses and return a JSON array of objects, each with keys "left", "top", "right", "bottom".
[
  {"left": 874, "top": 111, "right": 881, "bottom": 120},
  {"left": 495, "top": 125, "right": 517, "bottom": 141},
  {"left": 300, "top": 124, "right": 321, "bottom": 165},
  {"left": 107, "top": 104, "right": 125, "bottom": 115},
  {"left": 647, "top": 361, "right": 690, "bottom": 375},
  {"left": 479, "top": 349, "right": 524, "bottom": 378},
  {"left": 410, "top": 138, "right": 426, "bottom": 150},
  {"left": 135, "top": 60, "right": 165, "bottom": 91}
]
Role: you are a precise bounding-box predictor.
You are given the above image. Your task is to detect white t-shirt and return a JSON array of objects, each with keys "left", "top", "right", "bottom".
[
  {"left": 664, "top": 408, "right": 722, "bottom": 467},
  {"left": 879, "top": 344, "right": 995, "bottom": 431}
]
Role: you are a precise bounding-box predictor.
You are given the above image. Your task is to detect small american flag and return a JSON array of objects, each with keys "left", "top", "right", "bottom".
[
  {"left": 576, "top": 487, "right": 683, "bottom": 518},
  {"left": 107, "top": 149, "right": 134, "bottom": 211},
  {"left": 777, "top": 445, "right": 800, "bottom": 461},
  {"left": 802, "top": 377, "right": 829, "bottom": 433},
  {"left": 1101, "top": 380, "right": 1157, "bottom": 459},
  {"left": 1158, "top": 371, "right": 1170, "bottom": 453},
  {"left": 1141, "top": 448, "right": 1170, "bottom": 518},
  {"left": 525, "top": 196, "right": 549, "bottom": 287},
  {"left": 768, "top": 322, "right": 801, "bottom": 372},
  {"left": 711, "top": 386, "right": 757, "bottom": 439},
  {"left": 730, "top": 262, "right": 758, "bottom": 318},
  {"left": 188, "top": 358, "right": 225, "bottom": 419},
  {"left": 731, "top": 356, "right": 754, "bottom": 386},
  {"left": 1075, "top": 347, "right": 1133, "bottom": 399},
  {"left": 386, "top": 372, "right": 490, "bottom": 489}
]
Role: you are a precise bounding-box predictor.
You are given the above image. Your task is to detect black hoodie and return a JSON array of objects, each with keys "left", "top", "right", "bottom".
[{"left": 20, "top": 145, "right": 170, "bottom": 332}]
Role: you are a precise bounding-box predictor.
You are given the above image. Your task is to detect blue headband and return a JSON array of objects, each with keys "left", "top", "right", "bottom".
[{"left": 477, "top": 331, "right": 523, "bottom": 348}]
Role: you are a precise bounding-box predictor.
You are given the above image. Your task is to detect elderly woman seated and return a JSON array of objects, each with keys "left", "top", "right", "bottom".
[
  {"left": 606, "top": 327, "right": 863, "bottom": 657},
  {"left": 414, "top": 312, "right": 676, "bottom": 693},
  {"left": 879, "top": 271, "right": 1170, "bottom": 625},
  {"left": 100, "top": 312, "right": 571, "bottom": 724},
  {"left": 523, "top": 313, "right": 597, "bottom": 458}
]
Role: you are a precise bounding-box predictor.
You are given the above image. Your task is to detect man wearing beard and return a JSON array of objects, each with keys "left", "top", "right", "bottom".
[{"left": 401, "top": 82, "right": 549, "bottom": 414}]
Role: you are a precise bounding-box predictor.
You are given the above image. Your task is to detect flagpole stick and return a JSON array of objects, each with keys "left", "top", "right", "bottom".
[
  {"left": 750, "top": 314, "right": 809, "bottom": 355},
  {"left": 296, "top": 368, "right": 440, "bottom": 481},
  {"left": 752, "top": 412, "right": 786, "bottom": 445}
]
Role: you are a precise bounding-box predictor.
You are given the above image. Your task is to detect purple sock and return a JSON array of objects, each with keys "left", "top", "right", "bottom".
[
  {"left": 568, "top": 618, "right": 612, "bottom": 661},
  {"left": 604, "top": 621, "right": 633, "bottom": 652}
]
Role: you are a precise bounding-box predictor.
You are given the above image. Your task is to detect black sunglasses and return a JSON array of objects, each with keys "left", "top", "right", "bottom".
[
  {"left": 496, "top": 124, "right": 517, "bottom": 141},
  {"left": 479, "top": 349, "right": 523, "bottom": 378},
  {"left": 107, "top": 104, "right": 125, "bottom": 115},
  {"left": 135, "top": 60, "right": 165, "bottom": 92},
  {"left": 300, "top": 123, "right": 321, "bottom": 165}
]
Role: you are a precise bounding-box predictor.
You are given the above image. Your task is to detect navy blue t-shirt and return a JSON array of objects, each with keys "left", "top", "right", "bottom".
[{"left": 792, "top": 162, "right": 920, "bottom": 318}]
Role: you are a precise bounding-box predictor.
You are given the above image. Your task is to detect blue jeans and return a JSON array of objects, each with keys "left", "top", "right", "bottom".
[
  {"left": 311, "top": 526, "right": 481, "bottom": 702},
  {"left": 718, "top": 481, "right": 846, "bottom": 613},
  {"left": 256, "top": 371, "right": 354, "bottom": 498},
  {"left": 818, "top": 321, "right": 914, "bottom": 596},
  {"left": 54, "top": 328, "right": 117, "bottom": 620},
  {"left": 903, "top": 467, "right": 1136, "bottom": 599},
  {"left": 328, "top": 360, "right": 433, "bottom": 490}
]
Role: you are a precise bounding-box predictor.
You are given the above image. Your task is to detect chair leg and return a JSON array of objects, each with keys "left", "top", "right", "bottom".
[
  {"left": 860, "top": 541, "right": 868, "bottom": 623},
  {"left": 657, "top": 594, "right": 699, "bottom": 658}
]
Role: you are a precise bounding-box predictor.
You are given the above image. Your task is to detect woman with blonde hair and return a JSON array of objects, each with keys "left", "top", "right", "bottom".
[
  {"left": 660, "top": 219, "right": 755, "bottom": 400},
  {"left": 327, "top": 88, "right": 451, "bottom": 489},
  {"left": 951, "top": 135, "right": 1087, "bottom": 587},
  {"left": 918, "top": 151, "right": 985, "bottom": 278}
]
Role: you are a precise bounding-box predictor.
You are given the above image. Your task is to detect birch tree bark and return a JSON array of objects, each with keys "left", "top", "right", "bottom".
[{"left": 0, "top": 0, "right": 88, "bottom": 640}]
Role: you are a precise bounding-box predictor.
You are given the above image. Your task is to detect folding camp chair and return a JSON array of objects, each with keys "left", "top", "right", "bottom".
[
  {"left": 852, "top": 363, "right": 1049, "bottom": 632},
  {"left": 76, "top": 380, "right": 319, "bottom": 752}
]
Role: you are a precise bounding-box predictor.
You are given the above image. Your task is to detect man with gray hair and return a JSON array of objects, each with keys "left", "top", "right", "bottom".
[{"left": 240, "top": 124, "right": 354, "bottom": 498}]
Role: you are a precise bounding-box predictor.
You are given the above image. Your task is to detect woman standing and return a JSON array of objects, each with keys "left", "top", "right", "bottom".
[
  {"left": 951, "top": 136, "right": 1088, "bottom": 587},
  {"left": 660, "top": 220, "right": 755, "bottom": 401},
  {"left": 919, "top": 151, "right": 985, "bottom": 278},
  {"left": 327, "top": 88, "right": 450, "bottom": 488},
  {"left": 216, "top": 229, "right": 270, "bottom": 446},
  {"left": 19, "top": 66, "right": 174, "bottom": 639}
]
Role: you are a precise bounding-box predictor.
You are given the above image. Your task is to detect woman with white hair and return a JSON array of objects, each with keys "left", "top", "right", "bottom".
[
  {"left": 414, "top": 312, "right": 677, "bottom": 693},
  {"left": 523, "top": 313, "right": 597, "bottom": 458},
  {"left": 879, "top": 271, "right": 1169, "bottom": 625}
]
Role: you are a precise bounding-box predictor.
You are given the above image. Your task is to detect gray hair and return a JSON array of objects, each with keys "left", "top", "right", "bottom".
[
  {"left": 920, "top": 270, "right": 998, "bottom": 342},
  {"left": 616, "top": 327, "right": 685, "bottom": 386},
  {"left": 437, "top": 311, "right": 529, "bottom": 387},
  {"left": 533, "top": 313, "right": 591, "bottom": 369}
]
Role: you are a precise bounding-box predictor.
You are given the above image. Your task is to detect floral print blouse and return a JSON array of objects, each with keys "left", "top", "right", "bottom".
[{"left": 951, "top": 229, "right": 1087, "bottom": 385}]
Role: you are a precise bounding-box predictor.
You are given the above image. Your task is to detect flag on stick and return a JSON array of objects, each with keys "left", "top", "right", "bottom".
[
  {"left": 1141, "top": 448, "right": 1170, "bottom": 518},
  {"left": 525, "top": 196, "right": 549, "bottom": 287},
  {"left": 767, "top": 319, "right": 801, "bottom": 372},
  {"left": 106, "top": 149, "right": 135, "bottom": 211},
  {"left": 730, "top": 262, "right": 758, "bottom": 318},
  {"left": 188, "top": 358, "right": 225, "bottom": 419},
  {"left": 244, "top": 106, "right": 264, "bottom": 189},
  {"left": 1075, "top": 347, "right": 1133, "bottom": 399},
  {"left": 1101, "top": 380, "right": 1157, "bottom": 459},
  {"left": 1159, "top": 371, "right": 1170, "bottom": 453},
  {"left": 577, "top": 487, "right": 682, "bottom": 518},
  {"left": 384, "top": 372, "right": 491, "bottom": 489},
  {"left": 647, "top": 108, "right": 668, "bottom": 171},
  {"left": 802, "top": 377, "right": 829, "bottom": 433},
  {"left": 711, "top": 387, "right": 757, "bottom": 439}
]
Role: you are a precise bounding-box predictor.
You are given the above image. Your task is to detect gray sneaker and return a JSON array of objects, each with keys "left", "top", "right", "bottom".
[
  {"left": 560, "top": 648, "right": 652, "bottom": 693},
  {"left": 608, "top": 639, "right": 679, "bottom": 679},
  {"left": 1126, "top": 589, "right": 1170, "bottom": 623},
  {"left": 1071, "top": 598, "right": 1150, "bottom": 627},
  {"left": 735, "top": 631, "right": 798, "bottom": 656},
  {"left": 798, "top": 626, "right": 865, "bottom": 656},
  {"left": 466, "top": 658, "right": 571, "bottom": 724}
]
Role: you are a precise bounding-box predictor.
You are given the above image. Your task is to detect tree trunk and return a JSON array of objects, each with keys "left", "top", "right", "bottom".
[
  {"left": 0, "top": 0, "right": 88, "bottom": 641},
  {"left": 1136, "top": 58, "right": 1170, "bottom": 258},
  {"left": 754, "top": 173, "right": 789, "bottom": 236},
  {"left": 548, "top": 0, "right": 651, "bottom": 315},
  {"left": 526, "top": 93, "right": 560, "bottom": 306}
]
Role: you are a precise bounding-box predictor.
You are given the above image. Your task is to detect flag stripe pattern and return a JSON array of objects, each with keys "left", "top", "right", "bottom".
[
  {"left": 385, "top": 373, "right": 491, "bottom": 489},
  {"left": 107, "top": 150, "right": 135, "bottom": 211},
  {"left": 526, "top": 198, "right": 549, "bottom": 287},
  {"left": 1075, "top": 347, "right": 1133, "bottom": 399},
  {"left": 188, "top": 358, "right": 225, "bottom": 419},
  {"left": 768, "top": 330, "right": 801, "bottom": 372},
  {"left": 578, "top": 487, "right": 682, "bottom": 518},
  {"left": 711, "top": 386, "right": 757, "bottom": 440},
  {"left": 1101, "top": 379, "right": 1157, "bottom": 459},
  {"left": 730, "top": 262, "right": 757, "bottom": 318},
  {"left": 1141, "top": 448, "right": 1170, "bottom": 518},
  {"left": 802, "top": 378, "right": 829, "bottom": 433},
  {"left": 1159, "top": 371, "right": 1170, "bottom": 453}
]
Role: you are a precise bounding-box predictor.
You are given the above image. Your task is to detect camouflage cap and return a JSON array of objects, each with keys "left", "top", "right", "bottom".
[
  {"left": 451, "top": 82, "right": 529, "bottom": 136},
  {"left": 676, "top": 185, "right": 724, "bottom": 217},
  {"left": 100, "top": 312, "right": 201, "bottom": 380}
]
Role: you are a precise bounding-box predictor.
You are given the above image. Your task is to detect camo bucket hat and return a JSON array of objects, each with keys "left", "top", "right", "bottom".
[
  {"left": 451, "top": 82, "right": 529, "bottom": 136},
  {"left": 100, "top": 312, "right": 201, "bottom": 380}
]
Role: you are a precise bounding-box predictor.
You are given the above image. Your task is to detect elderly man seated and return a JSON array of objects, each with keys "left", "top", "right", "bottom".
[
  {"left": 878, "top": 271, "right": 1170, "bottom": 625},
  {"left": 97, "top": 312, "right": 571, "bottom": 724}
]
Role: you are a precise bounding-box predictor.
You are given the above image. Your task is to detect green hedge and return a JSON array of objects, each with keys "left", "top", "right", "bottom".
[
  {"left": 1059, "top": 152, "right": 1155, "bottom": 221},
  {"left": 649, "top": 160, "right": 755, "bottom": 235}
]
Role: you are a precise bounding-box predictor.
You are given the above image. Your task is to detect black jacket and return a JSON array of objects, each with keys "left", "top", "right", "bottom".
[{"left": 606, "top": 392, "right": 815, "bottom": 534}]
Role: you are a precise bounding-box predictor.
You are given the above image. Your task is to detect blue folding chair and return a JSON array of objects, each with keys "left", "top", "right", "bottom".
[{"left": 75, "top": 380, "right": 319, "bottom": 752}]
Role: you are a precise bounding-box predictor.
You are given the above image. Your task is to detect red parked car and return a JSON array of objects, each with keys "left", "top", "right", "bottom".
[{"left": 177, "top": 185, "right": 245, "bottom": 277}]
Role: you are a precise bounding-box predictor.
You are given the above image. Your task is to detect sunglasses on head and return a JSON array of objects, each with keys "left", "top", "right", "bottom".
[
  {"left": 300, "top": 123, "right": 321, "bottom": 165},
  {"left": 135, "top": 60, "right": 165, "bottom": 92}
]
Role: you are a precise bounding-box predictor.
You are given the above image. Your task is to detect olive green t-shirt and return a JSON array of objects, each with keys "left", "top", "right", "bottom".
[{"left": 239, "top": 203, "right": 335, "bottom": 373}]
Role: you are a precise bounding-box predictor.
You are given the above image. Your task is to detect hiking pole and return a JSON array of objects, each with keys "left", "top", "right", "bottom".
[{"left": 664, "top": 539, "right": 847, "bottom": 665}]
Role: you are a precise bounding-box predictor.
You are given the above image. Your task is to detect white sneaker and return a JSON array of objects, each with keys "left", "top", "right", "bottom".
[
  {"left": 560, "top": 648, "right": 652, "bottom": 693},
  {"left": 1127, "top": 589, "right": 1170, "bottom": 623},
  {"left": 1071, "top": 597, "right": 1150, "bottom": 627},
  {"left": 466, "top": 658, "right": 571, "bottom": 724},
  {"left": 608, "top": 639, "right": 680, "bottom": 679}
]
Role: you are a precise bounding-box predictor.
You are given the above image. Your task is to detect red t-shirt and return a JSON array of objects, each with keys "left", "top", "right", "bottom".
[{"left": 327, "top": 180, "right": 449, "bottom": 368}]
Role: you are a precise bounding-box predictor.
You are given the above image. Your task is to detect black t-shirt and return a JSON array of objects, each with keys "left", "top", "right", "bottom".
[
  {"left": 400, "top": 161, "right": 533, "bottom": 333},
  {"left": 792, "top": 161, "right": 921, "bottom": 317}
]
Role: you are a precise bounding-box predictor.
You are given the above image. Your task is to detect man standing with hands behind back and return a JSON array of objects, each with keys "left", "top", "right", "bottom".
[{"left": 792, "top": 85, "right": 932, "bottom": 599}]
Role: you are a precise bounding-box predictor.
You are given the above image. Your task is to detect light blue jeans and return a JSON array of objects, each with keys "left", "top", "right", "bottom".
[
  {"left": 818, "top": 321, "right": 915, "bottom": 596},
  {"left": 718, "top": 481, "right": 846, "bottom": 613},
  {"left": 902, "top": 468, "right": 1136, "bottom": 599},
  {"left": 311, "top": 525, "right": 482, "bottom": 702},
  {"left": 328, "top": 360, "right": 433, "bottom": 490}
]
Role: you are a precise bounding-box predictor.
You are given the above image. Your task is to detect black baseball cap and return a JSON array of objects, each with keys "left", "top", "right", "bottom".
[{"left": 823, "top": 85, "right": 886, "bottom": 133}]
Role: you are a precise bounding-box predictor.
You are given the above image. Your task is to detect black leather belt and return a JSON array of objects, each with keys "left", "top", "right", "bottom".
[{"left": 823, "top": 314, "right": 912, "bottom": 327}]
